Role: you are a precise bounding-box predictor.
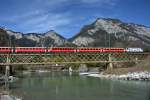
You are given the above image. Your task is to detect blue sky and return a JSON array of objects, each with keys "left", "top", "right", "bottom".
[{"left": 0, "top": 0, "right": 150, "bottom": 38}]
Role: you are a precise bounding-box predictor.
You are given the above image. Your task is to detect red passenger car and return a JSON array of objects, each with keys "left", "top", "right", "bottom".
[
  {"left": 77, "top": 48, "right": 103, "bottom": 52},
  {"left": 15, "top": 47, "right": 46, "bottom": 53},
  {"left": 102, "top": 48, "right": 125, "bottom": 52},
  {"left": 0, "top": 47, "right": 12, "bottom": 53},
  {"left": 48, "top": 47, "right": 75, "bottom": 52}
]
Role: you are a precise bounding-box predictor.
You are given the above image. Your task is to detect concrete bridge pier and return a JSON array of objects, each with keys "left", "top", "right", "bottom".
[
  {"left": 135, "top": 57, "right": 138, "bottom": 64},
  {"left": 108, "top": 54, "right": 113, "bottom": 70},
  {"left": 5, "top": 54, "right": 10, "bottom": 81},
  {"left": 5, "top": 65, "right": 10, "bottom": 80},
  {"left": 69, "top": 67, "right": 73, "bottom": 72}
]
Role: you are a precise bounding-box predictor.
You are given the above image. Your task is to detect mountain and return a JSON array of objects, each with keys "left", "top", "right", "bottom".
[
  {"left": 0, "top": 28, "right": 72, "bottom": 47},
  {"left": 0, "top": 18, "right": 150, "bottom": 48},
  {"left": 70, "top": 18, "right": 150, "bottom": 49}
]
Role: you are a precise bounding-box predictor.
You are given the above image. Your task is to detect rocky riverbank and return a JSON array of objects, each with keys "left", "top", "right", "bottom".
[
  {"left": 87, "top": 71, "right": 150, "bottom": 81},
  {"left": 0, "top": 91, "right": 22, "bottom": 100}
]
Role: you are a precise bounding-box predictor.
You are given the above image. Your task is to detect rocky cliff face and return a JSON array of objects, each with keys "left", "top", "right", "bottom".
[{"left": 70, "top": 18, "right": 150, "bottom": 48}]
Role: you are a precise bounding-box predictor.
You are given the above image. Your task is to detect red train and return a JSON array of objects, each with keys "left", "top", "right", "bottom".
[{"left": 0, "top": 47, "right": 143, "bottom": 53}]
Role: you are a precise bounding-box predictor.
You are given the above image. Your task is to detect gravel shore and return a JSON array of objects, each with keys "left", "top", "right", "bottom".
[{"left": 87, "top": 71, "right": 150, "bottom": 81}]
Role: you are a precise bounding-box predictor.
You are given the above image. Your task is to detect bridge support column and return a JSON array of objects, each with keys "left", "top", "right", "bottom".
[
  {"left": 5, "top": 54, "right": 10, "bottom": 81},
  {"left": 135, "top": 57, "right": 138, "bottom": 64},
  {"left": 108, "top": 54, "right": 113, "bottom": 70},
  {"left": 69, "top": 67, "right": 73, "bottom": 72},
  {"left": 5, "top": 65, "right": 10, "bottom": 80}
]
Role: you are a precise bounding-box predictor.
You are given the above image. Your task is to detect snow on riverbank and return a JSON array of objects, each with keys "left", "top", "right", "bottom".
[{"left": 87, "top": 71, "right": 150, "bottom": 81}]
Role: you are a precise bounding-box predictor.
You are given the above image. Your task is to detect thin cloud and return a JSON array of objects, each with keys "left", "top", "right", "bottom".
[
  {"left": 0, "top": 0, "right": 120, "bottom": 38},
  {"left": 2, "top": 10, "right": 44, "bottom": 23},
  {"left": 19, "top": 12, "right": 72, "bottom": 33},
  {"left": 81, "top": 0, "right": 118, "bottom": 6},
  {"left": 35, "top": 0, "right": 69, "bottom": 6}
]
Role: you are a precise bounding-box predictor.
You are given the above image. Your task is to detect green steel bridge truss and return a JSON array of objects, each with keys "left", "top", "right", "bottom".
[{"left": 0, "top": 52, "right": 149, "bottom": 65}]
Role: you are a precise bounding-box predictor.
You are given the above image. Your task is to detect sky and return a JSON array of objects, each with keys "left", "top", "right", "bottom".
[{"left": 0, "top": 0, "right": 150, "bottom": 38}]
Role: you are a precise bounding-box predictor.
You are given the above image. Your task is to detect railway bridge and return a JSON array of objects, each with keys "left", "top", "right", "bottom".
[
  {"left": 0, "top": 52, "right": 149, "bottom": 78},
  {"left": 0, "top": 52, "right": 149, "bottom": 66}
]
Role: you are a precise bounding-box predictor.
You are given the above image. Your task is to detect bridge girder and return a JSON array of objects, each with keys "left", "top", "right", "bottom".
[{"left": 0, "top": 53, "right": 149, "bottom": 65}]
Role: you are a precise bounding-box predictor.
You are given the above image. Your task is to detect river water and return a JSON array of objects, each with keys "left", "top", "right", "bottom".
[{"left": 8, "top": 72, "right": 150, "bottom": 100}]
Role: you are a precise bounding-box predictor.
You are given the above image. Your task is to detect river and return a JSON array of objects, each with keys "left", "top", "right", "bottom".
[{"left": 7, "top": 71, "right": 150, "bottom": 100}]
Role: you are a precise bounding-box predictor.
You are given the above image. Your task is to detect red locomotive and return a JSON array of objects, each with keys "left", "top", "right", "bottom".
[{"left": 0, "top": 47, "right": 143, "bottom": 53}]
